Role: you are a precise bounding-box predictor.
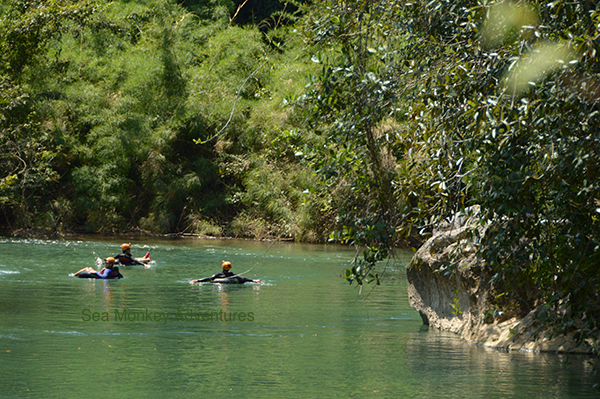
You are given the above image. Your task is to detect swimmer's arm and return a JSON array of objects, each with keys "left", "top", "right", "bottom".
[{"left": 190, "top": 274, "right": 218, "bottom": 284}]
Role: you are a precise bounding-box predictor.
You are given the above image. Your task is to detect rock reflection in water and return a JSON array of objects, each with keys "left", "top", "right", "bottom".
[{"left": 406, "top": 328, "right": 599, "bottom": 398}]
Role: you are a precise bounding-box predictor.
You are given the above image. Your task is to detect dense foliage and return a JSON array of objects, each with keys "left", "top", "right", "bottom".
[
  {"left": 1, "top": 0, "right": 327, "bottom": 239},
  {"left": 1, "top": 0, "right": 598, "bottom": 360},
  {"left": 397, "top": 0, "right": 600, "bottom": 356},
  {"left": 301, "top": 0, "right": 599, "bottom": 358},
  {"left": 295, "top": 0, "right": 406, "bottom": 285}
]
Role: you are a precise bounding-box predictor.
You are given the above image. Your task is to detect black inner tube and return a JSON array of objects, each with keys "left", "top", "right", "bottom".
[
  {"left": 77, "top": 271, "right": 100, "bottom": 279},
  {"left": 212, "top": 277, "right": 246, "bottom": 284}
]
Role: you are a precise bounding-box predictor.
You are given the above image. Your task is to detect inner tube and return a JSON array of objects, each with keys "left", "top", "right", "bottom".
[
  {"left": 212, "top": 277, "right": 246, "bottom": 284},
  {"left": 76, "top": 271, "right": 122, "bottom": 279},
  {"left": 77, "top": 271, "right": 100, "bottom": 279}
]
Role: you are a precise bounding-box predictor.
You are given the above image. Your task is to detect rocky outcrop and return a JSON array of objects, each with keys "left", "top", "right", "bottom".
[{"left": 407, "top": 206, "right": 591, "bottom": 354}]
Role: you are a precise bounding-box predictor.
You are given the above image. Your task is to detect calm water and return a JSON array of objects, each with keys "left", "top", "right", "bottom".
[{"left": 0, "top": 236, "right": 597, "bottom": 398}]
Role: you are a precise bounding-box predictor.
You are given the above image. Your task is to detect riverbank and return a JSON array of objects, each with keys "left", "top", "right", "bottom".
[{"left": 7, "top": 226, "right": 295, "bottom": 242}]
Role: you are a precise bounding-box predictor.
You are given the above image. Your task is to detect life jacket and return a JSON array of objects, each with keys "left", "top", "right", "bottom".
[
  {"left": 114, "top": 253, "right": 134, "bottom": 264},
  {"left": 99, "top": 267, "right": 120, "bottom": 278}
]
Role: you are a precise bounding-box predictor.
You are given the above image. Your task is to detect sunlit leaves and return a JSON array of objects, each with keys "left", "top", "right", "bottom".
[
  {"left": 481, "top": 0, "right": 538, "bottom": 47},
  {"left": 298, "top": 0, "right": 406, "bottom": 285},
  {"left": 402, "top": 0, "right": 600, "bottom": 356},
  {"left": 504, "top": 41, "right": 577, "bottom": 95},
  {"left": 0, "top": 0, "right": 100, "bottom": 77}
]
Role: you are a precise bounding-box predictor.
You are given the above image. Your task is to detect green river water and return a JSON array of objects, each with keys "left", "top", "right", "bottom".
[{"left": 0, "top": 236, "right": 598, "bottom": 398}]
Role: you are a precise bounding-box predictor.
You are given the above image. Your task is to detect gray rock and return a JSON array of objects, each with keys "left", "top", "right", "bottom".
[{"left": 407, "top": 206, "right": 591, "bottom": 354}]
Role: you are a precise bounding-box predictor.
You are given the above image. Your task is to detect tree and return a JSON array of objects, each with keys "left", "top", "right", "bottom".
[
  {"left": 301, "top": 0, "right": 599, "bottom": 357},
  {"left": 400, "top": 0, "right": 599, "bottom": 356},
  {"left": 0, "top": 0, "right": 99, "bottom": 230},
  {"left": 297, "top": 0, "right": 407, "bottom": 285}
]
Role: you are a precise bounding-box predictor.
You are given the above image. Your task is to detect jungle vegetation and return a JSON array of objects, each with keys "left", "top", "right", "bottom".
[
  {"left": 1, "top": 0, "right": 323, "bottom": 239},
  {"left": 1, "top": 0, "right": 598, "bottom": 361}
]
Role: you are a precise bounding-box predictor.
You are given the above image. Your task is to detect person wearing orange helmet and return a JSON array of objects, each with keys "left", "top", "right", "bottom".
[
  {"left": 113, "top": 243, "right": 150, "bottom": 265},
  {"left": 190, "top": 260, "right": 260, "bottom": 284},
  {"left": 70, "top": 257, "right": 123, "bottom": 279}
]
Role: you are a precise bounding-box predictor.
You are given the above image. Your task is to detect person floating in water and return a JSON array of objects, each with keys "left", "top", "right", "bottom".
[
  {"left": 189, "top": 260, "right": 261, "bottom": 284},
  {"left": 70, "top": 257, "right": 123, "bottom": 279},
  {"left": 114, "top": 243, "right": 150, "bottom": 265}
]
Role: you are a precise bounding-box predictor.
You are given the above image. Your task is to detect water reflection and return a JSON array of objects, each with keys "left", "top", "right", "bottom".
[{"left": 406, "top": 328, "right": 599, "bottom": 398}]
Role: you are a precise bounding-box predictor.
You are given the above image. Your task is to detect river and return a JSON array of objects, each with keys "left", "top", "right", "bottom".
[{"left": 0, "top": 236, "right": 597, "bottom": 398}]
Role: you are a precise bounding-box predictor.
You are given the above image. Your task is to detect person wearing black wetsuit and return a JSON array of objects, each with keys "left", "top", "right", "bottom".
[
  {"left": 114, "top": 243, "right": 144, "bottom": 265},
  {"left": 190, "top": 260, "right": 260, "bottom": 284}
]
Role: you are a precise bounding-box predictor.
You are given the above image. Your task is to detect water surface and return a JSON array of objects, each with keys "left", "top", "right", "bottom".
[{"left": 0, "top": 237, "right": 597, "bottom": 398}]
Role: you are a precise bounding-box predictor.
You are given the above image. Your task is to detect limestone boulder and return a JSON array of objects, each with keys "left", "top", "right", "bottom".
[{"left": 407, "top": 206, "right": 591, "bottom": 354}]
